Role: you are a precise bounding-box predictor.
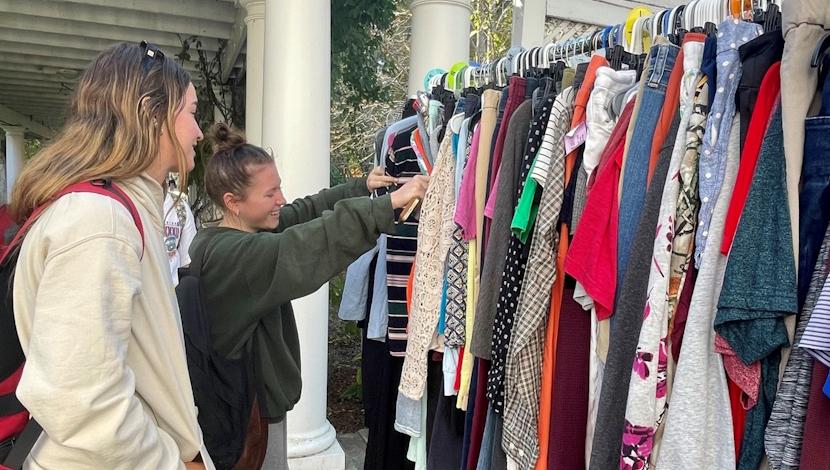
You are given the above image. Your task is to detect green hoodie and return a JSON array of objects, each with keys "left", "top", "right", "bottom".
[{"left": 189, "top": 179, "right": 395, "bottom": 421}]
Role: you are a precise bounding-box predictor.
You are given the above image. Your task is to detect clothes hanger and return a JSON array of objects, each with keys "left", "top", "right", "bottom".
[
  {"left": 699, "top": 0, "right": 710, "bottom": 28},
  {"left": 521, "top": 49, "right": 532, "bottom": 77},
  {"left": 527, "top": 47, "right": 540, "bottom": 74},
  {"left": 628, "top": 17, "right": 648, "bottom": 55},
  {"left": 650, "top": 11, "right": 661, "bottom": 40},
  {"left": 511, "top": 50, "right": 523, "bottom": 76},
  {"left": 591, "top": 29, "right": 602, "bottom": 52},
  {"left": 542, "top": 41, "right": 556, "bottom": 69},
  {"left": 763, "top": 0, "right": 782, "bottom": 32},
  {"left": 811, "top": 31, "right": 830, "bottom": 68},
  {"left": 666, "top": 6, "right": 677, "bottom": 34},
  {"left": 498, "top": 57, "right": 509, "bottom": 86},
  {"left": 463, "top": 65, "right": 474, "bottom": 89},
  {"left": 682, "top": 0, "right": 696, "bottom": 30},
  {"left": 703, "top": 0, "right": 720, "bottom": 35},
  {"left": 664, "top": 4, "right": 685, "bottom": 44},
  {"left": 601, "top": 26, "right": 612, "bottom": 50},
  {"left": 572, "top": 39, "right": 583, "bottom": 67}
]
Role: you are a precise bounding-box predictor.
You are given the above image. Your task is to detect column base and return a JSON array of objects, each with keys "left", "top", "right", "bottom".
[{"left": 288, "top": 439, "right": 345, "bottom": 470}]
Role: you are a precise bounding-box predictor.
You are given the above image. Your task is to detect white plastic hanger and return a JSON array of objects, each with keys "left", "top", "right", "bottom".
[
  {"left": 463, "top": 65, "right": 474, "bottom": 89},
  {"left": 542, "top": 41, "right": 556, "bottom": 68},
  {"left": 633, "top": 16, "right": 649, "bottom": 54},
  {"left": 681, "top": 0, "right": 695, "bottom": 30},
  {"left": 497, "top": 58, "right": 508, "bottom": 87},
  {"left": 512, "top": 49, "right": 523, "bottom": 76}
]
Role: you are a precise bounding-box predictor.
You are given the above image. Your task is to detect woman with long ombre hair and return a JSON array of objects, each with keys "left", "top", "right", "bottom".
[{"left": 9, "top": 42, "right": 211, "bottom": 469}]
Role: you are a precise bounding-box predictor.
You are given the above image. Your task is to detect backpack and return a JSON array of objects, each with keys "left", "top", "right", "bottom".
[
  {"left": 176, "top": 234, "right": 255, "bottom": 470},
  {"left": 0, "top": 180, "right": 144, "bottom": 470}
]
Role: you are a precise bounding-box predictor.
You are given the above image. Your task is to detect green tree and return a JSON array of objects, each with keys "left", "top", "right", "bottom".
[
  {"left": 331, "top": 0, "right": 400, "bottom": 106},
  {"left": 180, "top": 0, "right": 402, "bottom": 217},
  {"left": 471, "top": 0, "right": 513, "bottom": 64}
]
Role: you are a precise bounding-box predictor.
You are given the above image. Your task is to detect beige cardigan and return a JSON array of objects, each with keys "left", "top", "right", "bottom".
[{"left": 13, "top": 174, "right": 213, "bottom": 469}]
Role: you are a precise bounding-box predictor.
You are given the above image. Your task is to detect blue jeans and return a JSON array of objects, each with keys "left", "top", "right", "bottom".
[
  {"left": 798, "top": 63, "right": 830, "bottom": 310},
  {"left": 617, "top": 42, "right": 679, "bottom": 286},
  {"left": 366, "top": 235, "right": 389, "bottom": 341}
]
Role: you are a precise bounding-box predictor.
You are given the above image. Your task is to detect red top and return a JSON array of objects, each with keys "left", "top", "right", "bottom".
[{"left": 564, "top": 100, "right": 635, "bottom": 320}]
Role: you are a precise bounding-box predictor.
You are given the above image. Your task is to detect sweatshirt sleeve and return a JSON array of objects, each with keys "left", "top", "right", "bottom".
[
  {"left": 217, "top": 194, "right": 394, "bottom": 314},
  {"left": 16, "top": 235, "right": 185, "bottom": 469},
  {"left": 277, "top": 178, "right": 369, "bottom": 230}
]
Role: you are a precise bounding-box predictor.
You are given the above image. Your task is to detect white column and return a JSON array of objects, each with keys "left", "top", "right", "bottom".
[
  {"left": 3, "top": 126, "right": 25, "bottom": 203},
  {"left": 261, "top": 0, "right": 343, "bottom": 469},
  {"left": 511, "top": 0, "right": 547, "bottom": 47},
  {"left": 408, "top": 0, "right": 472, "bottom": 95},
  {"left": 240, "top": 0, "right": 265, "bottom": 145}
]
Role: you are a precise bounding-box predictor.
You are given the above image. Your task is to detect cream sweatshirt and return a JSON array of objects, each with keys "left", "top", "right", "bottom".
[{"left": 13, "top": 174, "right": 213, "bottom": 469}]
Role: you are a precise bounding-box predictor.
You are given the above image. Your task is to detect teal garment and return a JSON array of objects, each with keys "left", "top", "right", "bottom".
[
  {"left": 190, "top": 179, "right": 395, "bottom": 421},
  {"left": 438, "top": 274, "right": 448, "bottom": 334},
  {"left": 714, "top": 107, "right": 795, "bottom": 470}
]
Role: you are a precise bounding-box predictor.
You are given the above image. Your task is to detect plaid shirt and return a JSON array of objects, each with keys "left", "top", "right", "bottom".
[{"left": 502, "top": 88, "right": 575, "bottom": 468}]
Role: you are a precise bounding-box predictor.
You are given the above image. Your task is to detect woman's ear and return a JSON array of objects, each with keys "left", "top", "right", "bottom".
[{"left": 223, "top": 192, "right": 240, "bottom": 217}]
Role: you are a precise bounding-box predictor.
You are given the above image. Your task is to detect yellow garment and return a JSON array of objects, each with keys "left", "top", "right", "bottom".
[{"left": 457, "top": 241, "right": 478, "bottom": 411}]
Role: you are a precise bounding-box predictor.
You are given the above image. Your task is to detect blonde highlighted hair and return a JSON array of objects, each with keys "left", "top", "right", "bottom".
[{"left": 10, "top": 42, "right": 192, "bottom": 222}]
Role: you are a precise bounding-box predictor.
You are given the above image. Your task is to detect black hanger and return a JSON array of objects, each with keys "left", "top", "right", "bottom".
[
  {"left": 811, "top": 31, "right": 830, "bottom": 68},
  {"left": 667, "top": 6, "right": 686, "bottom": 46},
  {"left": 703, "top": 21, "right": 718, "bottom": 36},
  {"left": 609, "top": 45, "right": 625, "bottom": 71},
  {"left": 764, "top": 3, "right": 782, "bottom": 33},
  {"left": 553, "top": 60, "right": 565, "bottom": 85}
]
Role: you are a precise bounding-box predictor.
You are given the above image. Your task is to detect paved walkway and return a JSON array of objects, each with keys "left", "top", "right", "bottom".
[{"left": 338, "top": 428, "right": 368, "bottom": 470}]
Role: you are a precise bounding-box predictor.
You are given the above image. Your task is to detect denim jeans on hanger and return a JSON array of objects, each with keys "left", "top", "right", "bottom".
[
  {"left": 798, "top": 59, "right": 830, "bottom": 310},
  {"left": 366, "top": 235, "right": 389, "bottom": 341},
  {"left": 617, "top": 41, "right": 679, "bottom": 286}
]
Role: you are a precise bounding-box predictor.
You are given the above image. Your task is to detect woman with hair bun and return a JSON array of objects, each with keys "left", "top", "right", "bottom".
[{"left": 189, "top": 123, "right": 428, "bottom": 469}]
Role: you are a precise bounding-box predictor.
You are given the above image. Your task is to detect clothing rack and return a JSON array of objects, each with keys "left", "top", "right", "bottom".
[{"left": 429, "top": 0, "right": 781, "bottom": 92}]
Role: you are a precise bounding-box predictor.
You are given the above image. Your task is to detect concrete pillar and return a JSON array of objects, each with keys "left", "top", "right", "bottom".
[
  {"left": 511, "top": 0, "right": 547, "bottom": 47},
  {"left": 261, "top": 0, "right": 343, "bottom": 468},
  {"left": 408, "top": 0, "right": 472, "bottom": 95},
  {"left": 3, "top": 126, "right": 25, "bottom": 203},
  {"left": 240, "top": 0, "right": 265, "bottom": 145},
  {"left": 0, "top": 148, "right": 6, "bottom": 205}
]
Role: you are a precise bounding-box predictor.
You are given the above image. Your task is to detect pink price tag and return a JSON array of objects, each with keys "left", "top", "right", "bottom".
[{"left": 564, "top": 122, "right": 588, "bottom": 155}]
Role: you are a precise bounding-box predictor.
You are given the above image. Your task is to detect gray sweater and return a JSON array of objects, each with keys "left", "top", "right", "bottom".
[
  {"left": 469, "top": 100, "right": 533, "bottom": 359},
  {"left": 589, "top": 113, "right": 680, "bottom": 470}
]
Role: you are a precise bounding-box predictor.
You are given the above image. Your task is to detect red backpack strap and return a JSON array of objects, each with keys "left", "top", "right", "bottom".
[
  {"left": 57, "top": 180, "right": 145, "bottom": 259},
  {"left": 0, "top": 180, "right": 146, "bottom": 264}
]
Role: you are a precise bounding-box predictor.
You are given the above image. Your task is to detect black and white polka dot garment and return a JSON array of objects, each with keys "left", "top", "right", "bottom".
[{"left": 486, "top": 95, "right": 555, "bottom": 415}]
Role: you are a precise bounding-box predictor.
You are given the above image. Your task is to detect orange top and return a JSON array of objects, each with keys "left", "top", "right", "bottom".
[{"left": 536, "top": 54, "right": 608, "bottom": 470}]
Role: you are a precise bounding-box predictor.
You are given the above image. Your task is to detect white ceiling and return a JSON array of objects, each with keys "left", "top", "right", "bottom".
[{"left": 0, "top": 0, "right": 246, "bottom": 138}]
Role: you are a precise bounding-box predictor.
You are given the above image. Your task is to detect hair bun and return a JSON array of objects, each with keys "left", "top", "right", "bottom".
[{"left": 209, "top": 122, "right": 246, "bottom": 153}]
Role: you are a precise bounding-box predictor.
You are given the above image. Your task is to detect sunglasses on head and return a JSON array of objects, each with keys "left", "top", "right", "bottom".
[{"left": 139, "top": 40, "right": 165, "bottom": 73}]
